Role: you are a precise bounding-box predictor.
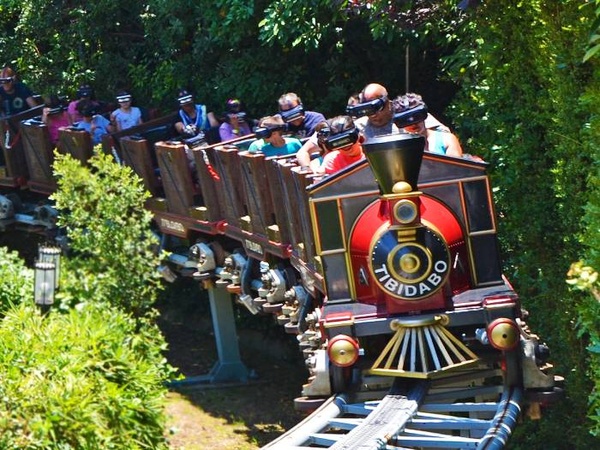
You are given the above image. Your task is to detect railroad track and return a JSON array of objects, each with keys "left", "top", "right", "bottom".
[{"left": 263, "top": 366, "right": 521, "bottom": 450}]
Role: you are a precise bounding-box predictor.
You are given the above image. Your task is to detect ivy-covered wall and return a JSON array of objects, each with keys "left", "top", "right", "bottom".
[{"left": 448, "top": 1, "right": 600, "bottom": 447}]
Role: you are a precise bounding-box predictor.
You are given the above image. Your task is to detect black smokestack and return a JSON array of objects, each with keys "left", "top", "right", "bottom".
[{"left": 363, "top": 133, "right": 425, "bottom": 194}]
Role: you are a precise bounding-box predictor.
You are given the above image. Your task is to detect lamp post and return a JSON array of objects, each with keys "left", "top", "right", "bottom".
[
  {"left": 38, "top": 244, "right": 61, "bottom": 289},
  {"left": 34, "top": 261, "right": 56, "bottom": 314}
]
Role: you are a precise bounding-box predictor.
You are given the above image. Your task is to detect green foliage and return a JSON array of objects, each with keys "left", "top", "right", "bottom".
[
  {"left": 0, "top": 247, "right": 33, "bottom": 315},
  {"left": 0, "top": 0, "right": 463, "bottom": 121},
  {"left": 0, "top": 302, "right": 172, "bottom": 449},
  {"left": 51, "top": 151, "right": 163, "bottom": 317},
  {"left": 583, "top": 0, "right": 600, "bottom": 62},
  {"left": 446, "top": 1, "right": 600, "bottom": 446}
]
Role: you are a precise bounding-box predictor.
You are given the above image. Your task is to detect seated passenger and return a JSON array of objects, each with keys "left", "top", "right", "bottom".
[
  {"left": 392, "top": 93, "right": 463, "bottom": 157},
  {"left": 295, "top": 92, "right": 360, "bottom": 169},
  {"left": 219, "top": 98, "right": 252, "bottom": 141},
  {"left": 0, "top": 66, "right": 37, "bottom": 117},
  {"left": 110, "top": 90, "right": 143, "bottom": 132},
  {"left": 308, "top": 120, "right": 331, "bottom": 172},
  {"left": 41, "top": 94, "right": 71, "bottom": 146},
  {"left": 174, "top": 89, "right": 220, "bottom": 143},
  {"left": 248, "top": 115, "right": 301, "bottom": 158},
  {"left": 277, "top": 92, "right": 325, "bottom": 138},
  {"left": 75, "top": 100, "right": 112, "bottom": 145},
  {"left": 68, "top": 84, "right": 102, "bottom": 123},
  {"left": 316, "top": 115, "right": 366, "bottom": 175}
]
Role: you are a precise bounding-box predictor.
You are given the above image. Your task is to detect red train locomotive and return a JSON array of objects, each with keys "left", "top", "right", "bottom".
[{"left": 0, "top": 107, "right": 561, "bottom": 418}]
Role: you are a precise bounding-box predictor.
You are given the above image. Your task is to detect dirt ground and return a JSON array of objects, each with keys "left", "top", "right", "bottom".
[{"left": 156, "top": 278, "right": 309, "bottom": 449}]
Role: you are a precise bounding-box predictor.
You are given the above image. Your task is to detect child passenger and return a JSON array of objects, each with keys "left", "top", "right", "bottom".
[
  {"left": 75, "top": 100, "right": 112, "bottom": 145},
  {"left": 110, "top": 90, "right": 142, "bottom": 131},
  {"left": 248, "top": 115, "right": 301, "bottom": 158},
  {"left": 316, "top": 115, "right": 365, "bottom": 175},
  {"left": 41, "top": 94, "right": 71, "bottom": 146}
]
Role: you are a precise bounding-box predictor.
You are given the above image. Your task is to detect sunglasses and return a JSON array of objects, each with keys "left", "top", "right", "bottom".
[{"left": 0, "top": 78, "right": 13, "bottom": 84}]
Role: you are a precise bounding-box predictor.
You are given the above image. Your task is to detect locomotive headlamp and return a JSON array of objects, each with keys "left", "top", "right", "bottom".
[
  {"left": 487, "top": 318, "right": 520, "bottom": 351},
  {"left": 393, "top": 199, "right": 418, "bottom": 224},
  {"left": 328, "top": 335, "right": 360, "bottom": 367}
]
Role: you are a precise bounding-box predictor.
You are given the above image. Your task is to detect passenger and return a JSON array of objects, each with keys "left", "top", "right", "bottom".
[
  {"left": 248, "top": 115, "right": 302, "bottom": 158},
  {"left": 308, "top": 120, "right": 331, "bottom": 173},
  {"left": 174, "top": 89, "right": 219, "bottom": 143},
  {"left": 277, "top": 92, "right": 325, "bottom": 138},
  {"left": 67, "top": 84, "right": 99, "bottom": 123},
  {"left": 352, "top": 83, "right": 398, "bottom": 140},
  {"left": 346, "top": 93, "right": 361, "bottom": 113},
  {"left": 295, "top": 93, "right": 358, "bottom": 168},
  {"left": 316, "top": 115, "right": 366, "bottom": 175},
  {"left": 110, "top": 90, "right": 142, "bottom": 132},
  {"left": 218, "top": 98, "right": 252, "bottom": 141},
  {"left": 351, "top": 84, "right": 451, "bottom": 140},
  {"left": 75, "top": 99, "right": 112, "bottom": 145},
  {"left": 0, "top": 66, "right": 37, "bottom": 117},
  {"left": 41, "top": 94, "right": 71, "bottom": 146},
  {"left": 392, "top": 93, "right": 463, "bottom": 157}
]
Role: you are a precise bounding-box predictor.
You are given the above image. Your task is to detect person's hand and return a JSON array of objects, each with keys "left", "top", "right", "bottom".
[{"left": 183, "top": 124, "right": 197, "bottom": 136}]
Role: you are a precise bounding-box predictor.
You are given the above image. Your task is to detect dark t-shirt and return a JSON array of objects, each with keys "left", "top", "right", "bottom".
[
  {"left": 286, "top": 110, "right": 325, "bottom": 138},
  {"left": 0, "top": 82, "right": 34, "bottom": 116}
]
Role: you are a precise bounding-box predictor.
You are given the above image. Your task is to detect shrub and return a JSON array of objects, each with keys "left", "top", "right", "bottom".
[
  {"left": 51, "top": 151, "right": 164, "bottom": 317},
  {"left": 0, "top": 302, "right": 173, "bottom": 449},
  {"left": 0, "top": 247, "right": 33, "bottom": 315}
]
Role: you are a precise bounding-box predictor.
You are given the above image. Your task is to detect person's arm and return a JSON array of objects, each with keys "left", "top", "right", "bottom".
[
  {"left": 110, "top": 111, "right": 121, "bottom": 132},
  {"left": 174, "top": 120, "right": 185, "bottom": 134},
  {"left": 219, "top": 123, "right": 234, "bottom": 141},
  {"left": 444, "top": 132, "right": 463, "bottom": 157},
  {"left": 207, "top": 111, "right": 219, "bottom": 128},
  {"left": 41, "top": 107, "right": 50, "bottom": 124},
  {"left": 296, "top": 134, "right": 319, "bottom": 167},
  {"left": 26, "top": 96, "right": 37, "bottom": 108}
]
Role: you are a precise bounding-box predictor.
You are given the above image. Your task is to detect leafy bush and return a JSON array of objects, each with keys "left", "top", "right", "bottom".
[
  {"left": 0, "top": 247, "right": 33, "bottom": 315},
  {"left": 0, "top": 150, "right": 175, "bottom": 447},
  {"left": 51, "top": 151, "right": 164, "bottom": 317},
  {"left": 447, "top": 1, "right": 600, "bottom": 447},
  {"left": 0, "top": 302, "right": 173, "bottom": 449}
]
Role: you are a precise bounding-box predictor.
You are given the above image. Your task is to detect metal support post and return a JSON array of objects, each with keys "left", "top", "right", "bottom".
[{"left": 168, "top": 279, "right": 249, "bottom": 387}]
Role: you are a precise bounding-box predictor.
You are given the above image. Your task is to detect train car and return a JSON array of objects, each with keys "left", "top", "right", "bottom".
[
  {"left": 135, "top": 124, "right": 560, "bottom": 410},
  {"left": 0, "top": 104, "right": 562, "bottom": 446}
]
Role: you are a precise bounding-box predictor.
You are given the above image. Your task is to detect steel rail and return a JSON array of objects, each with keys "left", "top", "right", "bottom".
[{"left": 261, "top": 368, "right": 524, "bottom": 450}]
